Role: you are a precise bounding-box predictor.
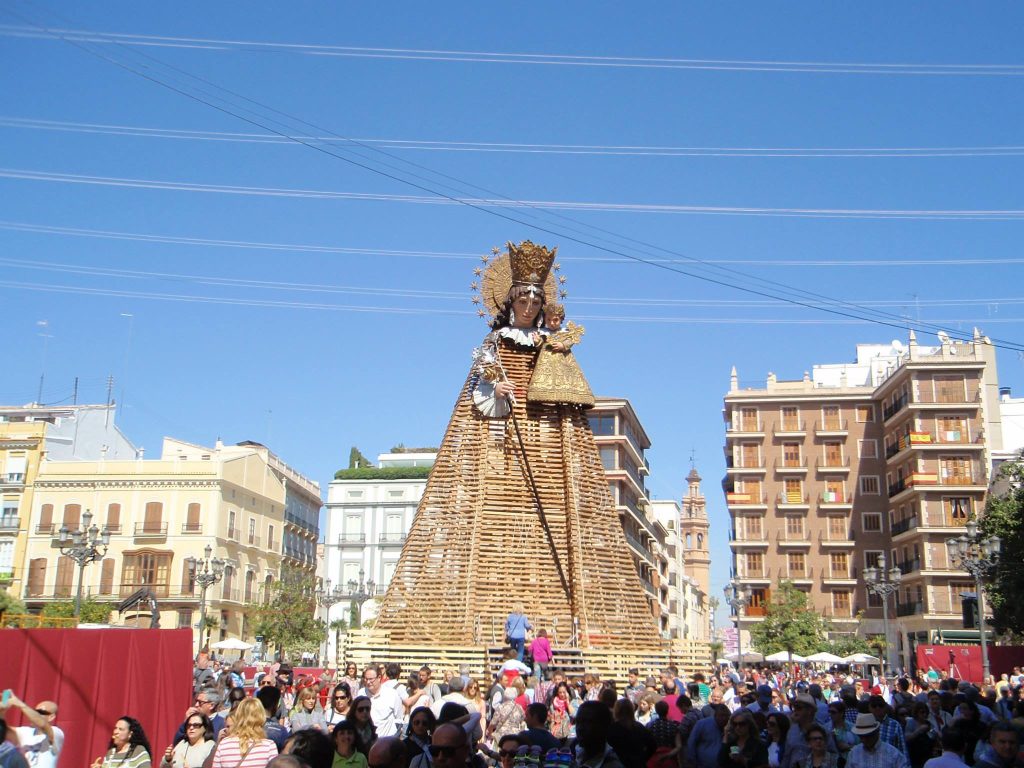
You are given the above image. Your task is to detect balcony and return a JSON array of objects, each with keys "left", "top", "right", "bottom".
[
  {"left": 220, "top": 588, "right": 241, "bottom": 603},
  {"left": 819, "top": 530, "right": 855, "bottom": 547},
  {"left": 725, "top": 492, "right": 768, "bottom": 508},
  {"left": 0, "top": 474, "right": 25, "bottom": 490},
  {"left": 896, "top": 600, "right": 924, "bottom": 617},
  {"left": 775, "top": 459, "right": 808, "bottom": 474},
  {"left": 818, "top": 492, "right": 852, "bottom": 509},
  {"left": 883, "top": 394, "right": 909, "bottom": 422},
  {"left": 35, "top": 523, "right": 55, "bottom": 535},
  {"left": 378, "top": 532, "right": 407, "bottom": 545},
  {"left": 822, "top": 605, "right": 858, "bottom": 621},
  {"left": 777, "top": 530, "right": 811, "bottom": 547},
  {"left": 246, "top": 534, "right": 262, "bottom": 548},
  {"left": 725, "top": 458, "right": 767, "bottom": 474},
  {"left": 728, "top": 529, "right": 769, "bottom": 548},
  {"left": 816, "top": 457, "right": 850, "bottom": 473},
  {"left": 104, "top": 523, "right": 122, "bottom": 534},
  {"left": 776, "top": 492, "right": 810, "bottom": 509},
  {"left": 134, "top": 522, "right": 168, "bottom": 537},
  {"left": 822, "top": 568, "right": 858, "bottom": 585},
  {"left": 788, "top": 567, "right": 814, "bottom": 584},
  {"left": 896, "top": 558, "right": 920, "bottom": 574},
  {"left": 913, "top": 389, "right": 982, "bottom": 407},
  {"left": 640, "top": 576, "right": 657, "bottom": 598},
  {"left": 726, "top": 422, "right": 765, "bottom": 438},
  {"left": 891, "top": 516, "right": 918, "bottom": 537},
  {"left": 181, "top": 522, "right": 203, "bottom": 534},
  {"left": 227, "top": 526, "right": 240, "bottom": 541},
  {"left": 773, "top": 422, "right": 806, "bottom": 438},
  {"left": 337, "top": 533, "right": 366, "bottom": 547},
  {"left": 0, "top": 516, "right": 19, "bottom": 532},
  {"left": 814, "top": 420, "right": 849, "bottom": 437}
]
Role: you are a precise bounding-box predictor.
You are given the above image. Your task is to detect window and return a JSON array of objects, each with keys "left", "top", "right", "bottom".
[
  {"left": 824, "top": 442, "right": 844, "bottom": 467},
  {"left": 938, "top": 416, "right": 967, "bottom": 443},
  {"left": 747, "top": 588, "right": 770, "bottom": 616},
  {"left": 862, "top": 513, "right": 882, "bottom": 533},
  {"left": 267, "top": 524, "right": 275, "bottom": 550},
  {"left": 822, "top": 405, "right": 841, "bottom": 430},
  {"left": 4, "top": 453, "right": 26, "bottom": 483},
  {"left": 143, "top": 502, "right": 163, "bottom": 533},
  {"left": 228, "top": 510, "right": 237, "bottom": 539},
  {"left": 943, "top": 497, "right": 971, "bottom": 526},
  {"left": 940, "top": 457, "right": 973, "bottom": 484},
  {"left": 106, "top": 503, "right": 121, "bottom": 533},
  {"left": 784, "top": 478, "right": 803, "bottom": 503},
  {"left": 740, "top": 444, "right": 760, "bottom": 468},
  {"left": 855, "top": 405, "right": 874, "bottom": 423},
  {"left": 782, "top": 443, "right": 802, "bottom": 467},
  {"left": 184, "top": 503, "right": 201, "bottom": 533},
  {"left": 739, "top": 407, "right": 759, "bottom": 431},
  {"left": 860, "top": 476, "right": 880, "bottom": 495},
  {"left": 785, "top": 515, "right": 804, "bottom": 537},
  {"left": 780, "top": 407, "right": 800, "bottom": 431},
  {"left": 244, "top": 570, "right": 256, "bottom": 602},
  {"left": 864, "top": 551, "right": 883, "bottom": 569},
  {"left": 55, "top": 555, "right": 73, "bottom": 598},
  {"left": 745, "top": 552, "right": 764, "bottom": 577},
  {"left": 177, "top": 608, "right": 193, "bottom": 629},
  {"left": 745, "top": 516, "right": 763, "bottom": 538},
  {"left": 828, "top": 516, "right": 848, "bottom": 539},
  {"left": 27, "top": 558, "right": 46, "bottom": 596},
  {"left": 830, "top": 552, "right": 849, "bottom": 577},
  {"left": 858, "top": 440, "right": 878, "bottom": 459},
  {"left": 0, "top": 540, "right": 13, "bottom": 578},
  {"left": 62, "top": 504, "right": 81, "bottom": 529},
  {"left": 121, "top": 550, "right": 172, "bottom": 597},
  {"left": 181, "top": 559, "right": 195, "bottom": 595},
  {"left": 788, "top": 552, "right": 806, "bottom": 577},
  {"left": 37, "top": 503, "right": 53, "bottom": 533},
  {"left": 99, "top": 558, "right": 115, "bottom": 594},
  {"left": 248, "top": 518, "right": 256, "bottom": 545},
  {"left": 935, "top": 376, "right": 965, "bottom": 404},
  {"left": 739, "top": 478, "right": 762, "bottom": 501},
  {"left": 599, "top": 446, "right": 616, "bottom": 470},
  {"left": 832, "top": 591, "right": 852, "bottom": 616},
  {"left": 588, "top": 413, "right": 616, "bottom": 436}
]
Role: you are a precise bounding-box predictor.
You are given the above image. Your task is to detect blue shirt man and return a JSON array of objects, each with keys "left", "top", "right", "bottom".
[{"left": 686, "top": 705, "right": 729, "bottom": 768}]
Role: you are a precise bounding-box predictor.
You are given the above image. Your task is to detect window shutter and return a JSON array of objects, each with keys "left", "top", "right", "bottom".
[
  {"left": 62, "top": 504, "right": 81, "bottom": 528},
  {"left": 55, "top": 555, "right": 74, "bottom": 597},
  {"left": 144, "top": 502, "right": 163, "bottom": 533},
  {"left": 107, "top": 503, "right": 121, "bottom": 529},
  {"left": 186, "top": 503, "right": 201, "bottom": 530},
  {"left": 99, "top": 558, "right": 115, "bottom": 594},
  {"left": 181, "top": 559, "right": 195, "bottom": 594},
  {"left": 28, "top": 558, "right": 46, "bottom": 596}
]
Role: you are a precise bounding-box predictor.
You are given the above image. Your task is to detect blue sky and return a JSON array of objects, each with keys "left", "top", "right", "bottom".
[{"left": 3, "top": 2, "right": 1023, "bottom": 610}]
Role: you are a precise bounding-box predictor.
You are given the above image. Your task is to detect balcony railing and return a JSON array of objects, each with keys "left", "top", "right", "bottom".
[
  {"left": 221, "top": 588, "right": 240, "bottom": 602},
  {"left": 816, "top": 457, "right": 850, "bottom": 471},
  {"left": 104, "top": 523, "right": 122, "bottom": 534},
  {"left": 884, "top": 394, "right": 909, "bottom": 421},
  {"left": 775, "top": 459, "right": 808, "bottom": 472},
  {"left": 914, "top": 389, "right": 981, "bottom": 405},
  {"left": 819, "top": 492, "right": 852, "bottom": 506},
  {"left": 891, "top": 516, "right": 918, "bottom": 536},
  {"left": 227, "top": 526, "right": 240, "bottom": 541},
  {"left": 338, "top": 533, "right": 366, "bottom": 546},
  {"left": 776, "top": 492, "right": 810, "bottom": 506},
  {"left": 814, "top": 420, "right": 848, "bottom": 434},
  {"left": 379, "top": 532, "right": 407, "bottom": 544},
  {"left": 0, "top": 516, "right": 19, "bottom": 532},
  {"left": 896, "top": 600, "right": 924, "bottom": 616},
  {"left": 820, "top": 530, "right": 855, "bottom": 545},
  {"left": 35, "top": 523, "right": 55, "bottom": 535},
  {"left": 727, "top": 421, "right": 763, "bottom": 434},
  {"left": 777, "top": 530, "right": 811, "bottom": 544},
  {"left": 773, "top": 422, "right": 806, "bottom": 435},
  {"left": 725, "top": 492, "right": 767, "bottom": 506},
  {"left": 134, "top": 522, "right": 168, "bottom": 536},
  {"left": 247, "top": 535, "right": 261, "bottom": 548},
  {"left": 181, "top": 522, "right": 203, "bottom": 534},
  {"left": 896, "top": 558, "right": 920, "bottom": 574}
]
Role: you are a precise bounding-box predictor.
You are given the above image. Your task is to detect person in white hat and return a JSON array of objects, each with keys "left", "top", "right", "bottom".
[{"left": 846, "top": 714, "right": 909, "bottom": 768}]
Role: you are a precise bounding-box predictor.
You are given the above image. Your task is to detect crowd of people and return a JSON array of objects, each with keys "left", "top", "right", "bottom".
[{"left": 4, "top": 649, "right": 1024, "bottom": 768}]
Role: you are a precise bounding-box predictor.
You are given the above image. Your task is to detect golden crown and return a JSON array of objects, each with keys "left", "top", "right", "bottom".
[{"left": 508, "top": 240, "right": 557, "bottom": 287}]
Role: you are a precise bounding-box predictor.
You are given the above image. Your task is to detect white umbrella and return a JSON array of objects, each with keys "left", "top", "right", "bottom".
[
  {"left": 210, "top": 638, "right": 253, "bottom": 651},
  {"left": 843, "top": 652, "right": 881, "bottom": 665},
  {"left": 726, "top": 651, "right": 765, "bottom": 663},
  {"left": 764, "top": 651, "right": 806, "bottom": 663},
  {"left": 806, "top": 652, "right": 845, "bottom": 664}
]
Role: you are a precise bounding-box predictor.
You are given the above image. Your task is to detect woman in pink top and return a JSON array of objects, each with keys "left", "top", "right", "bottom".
[
  {"left": 530, "top": 628, "right": 553, "bottom": 681},
  {"left": 211, "top": 699, "right": 277, "bottom": 768}
]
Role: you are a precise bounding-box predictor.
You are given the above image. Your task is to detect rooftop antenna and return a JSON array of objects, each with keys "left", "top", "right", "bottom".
[{"left": 36, "top": 320, "right": 53, "bottom": 405}]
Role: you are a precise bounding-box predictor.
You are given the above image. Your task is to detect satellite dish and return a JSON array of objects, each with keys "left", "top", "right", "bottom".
[
  {"left": 892, "top": 340, "right": 904, "bottom": 353},
  {"left": 937, "top": 331, "right": 951, "bottom": 344}
]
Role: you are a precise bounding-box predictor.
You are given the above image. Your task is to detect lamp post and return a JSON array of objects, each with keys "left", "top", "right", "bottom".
[
  {"left": 347, "top": 568, "right": 376, "bottom": 629},
  {"left": 58, "top": 509, "right": 110, "bottom": 617},
  {"left": 723, "top": 579, "right": 750, "bottom": 676},
  {"left": 316, "top": 579, "right": 347, "bottom": 665},
  {"left": 864, "top": 554, "right": 902, "bottom": 675},
  {"left": 948, "top": 521, "right": 1001, "bottom": 683},
  {"left": 185, "top": 545, "right": 224, "bottom": 652}
]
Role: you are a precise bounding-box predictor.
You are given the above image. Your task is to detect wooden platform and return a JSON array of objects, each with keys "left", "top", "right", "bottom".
[{"left": 339, "top": 630, "right": 711, "bottom": 686}]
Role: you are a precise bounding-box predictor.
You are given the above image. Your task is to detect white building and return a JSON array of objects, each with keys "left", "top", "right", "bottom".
[{"left": 322, "top": 451, "right": 436, "bottom": 657}]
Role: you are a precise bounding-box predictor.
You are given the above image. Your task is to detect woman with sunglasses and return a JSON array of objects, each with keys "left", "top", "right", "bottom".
[
  {"left": 719, "top": 711, "right": 769, "bottom": 768},
  {"left": 340, "top": 664, "right": 361, "bottom": 696},
  {"left": 794, "top": 724, "right": 838, "bottom": 768},
  {"left": 405, "top": 707, "right": 436, "bottom": 768},
  {"left": 325, "top": 684, "right": 353, "bottom": 729},
  {"left": 349, "top": 696, "right": 377, "bottom": 756},
  {"left": 160, "top": 714, "right": 215, "bottom": 768}
]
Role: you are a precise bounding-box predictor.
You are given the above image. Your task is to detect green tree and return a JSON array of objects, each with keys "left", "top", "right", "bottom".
[
  {"left": 828, "top": 632, "right": 871, "bottom": 657},
  {"left": 329, "top": 618, "right": 349, "bottom": 665},
  {"left": 40, "top": 599, "right": 112, "bottom": 624},
  {"left": 348, "top": 447, "right": 374, "bottom": 470},
  {"left": 981, "top": 455, "right": 1024, "bottom": 637},
  {"left": 749, "top": 581, "right": 827, "bottom": 659},
  {"left": 0, "top": 591, "right": 28, "bottom": 625},
  {"left": 247, "top": 574, "right": 325, "bottom": 660}
]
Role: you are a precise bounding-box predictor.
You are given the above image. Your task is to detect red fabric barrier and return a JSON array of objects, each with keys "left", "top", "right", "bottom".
[
  {"left": 0, "top": 628, "right": 193, "bottom": 768},
  {"left": 916, "top": 644, "right": 1024, "bottom": 683}
]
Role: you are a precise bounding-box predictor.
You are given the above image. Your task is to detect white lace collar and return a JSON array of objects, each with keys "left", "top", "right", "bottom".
[{"left": 496, "top": 326, "right": 547, "bottom": 347}]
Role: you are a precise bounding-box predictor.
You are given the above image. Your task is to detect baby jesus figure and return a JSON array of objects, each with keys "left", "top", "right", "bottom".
[{"left": 526, "top": 303, "right": 596, "bottom": 407}]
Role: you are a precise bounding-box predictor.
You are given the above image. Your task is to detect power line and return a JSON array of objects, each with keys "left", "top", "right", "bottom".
[
  {"left": 5, "top": 5, "right": 1023, "bottom": 352},
  {"left": 5, "top": 116, "right": 1024, "bottom": 158},
  {"left": 6, "top": 166, "right": 1024, "bottom": 220},
  {"left": 4, "top": 23, "right": 1024, "bottom": 76},
  {"left": 4, "top": 220, "right": 1024, "bottom": 267}
]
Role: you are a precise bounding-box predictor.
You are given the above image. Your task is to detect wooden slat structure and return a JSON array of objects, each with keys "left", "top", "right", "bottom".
[
  {"left": 341, "top": 630, "right": 712, "bottom": 687},
  {"left": 374, "top": 339, "right": 661, "bottom": 651}
]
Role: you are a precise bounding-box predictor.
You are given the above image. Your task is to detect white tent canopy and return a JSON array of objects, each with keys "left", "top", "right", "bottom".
[
  {"left": 843, "top": 652, "right": 881, "bottom": 665},
  {"left": 806, "top": 652, "right": 846, "bottom": 663},
  {"left": 764, "top": 651, "right": 806, "bottom": 662},
  {"left": 210, "top": 638, "right": 253, "bottom": 651}
]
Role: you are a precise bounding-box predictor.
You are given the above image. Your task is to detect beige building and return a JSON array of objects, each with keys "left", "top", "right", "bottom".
[
  {"left": 23, "top": 436, "right": 320, "bottom": 648},
  {"left": 1, "top": 403, "right": 136, "bottom": 602},
  {"left": 724, "top": 330, "right": 1004, "bottom": 668}
]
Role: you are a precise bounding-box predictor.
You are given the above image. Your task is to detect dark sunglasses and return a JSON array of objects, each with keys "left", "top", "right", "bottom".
[
  {"left": 35, "top": 709, "right": 53, "bottom": 716},
  {"left": 428, "top": 745, "right": 462, "bottom": 758},
  {"left": 356, "top": 706, "right": 371, "bottom": 713},
  {"left": 499, "top": 750, "right": 516, "bottom": 758},
  {"left": 186, "top": 722, "right": 204, "bottom": 729},
  {"left": 334, "top": 695, "right": 349, "bottom": 700},
  {"left": 194, "top": 699, "right": 210, "bottom": 705}
]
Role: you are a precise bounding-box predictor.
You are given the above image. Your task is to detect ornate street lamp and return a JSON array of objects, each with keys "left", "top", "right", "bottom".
[
  {"left": 316, "top": 579, "right": 347, "bottom": 665},
  {"left": 185, "top": 545, "right": 224, "bottom": 652},
  {"left": 58, "top": 509, "right": 110, "bottom": 617},
  {"left": 864, "top": 554, "right": 902, "bottom": 675},
  {"left": 948, "top": 520, "right": 1001, "bottom": 682},
  {"left": 347, "top": 568, "right": 376, "bottom": 629},
  {"left": 723, "top": 579, "right": 750, "bottom": 675}
]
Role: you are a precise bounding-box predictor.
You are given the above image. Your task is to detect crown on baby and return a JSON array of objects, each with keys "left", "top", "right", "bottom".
[{"left": 508, "top": 240, "right": 557, "bottom": 288}]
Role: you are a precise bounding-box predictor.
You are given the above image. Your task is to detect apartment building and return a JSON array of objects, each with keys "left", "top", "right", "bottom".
[
  {"left": 23, "top": 437, "right": 319, "bottom": 647},
  {"left": 724, "top": 331, "right": 1004, "bottom": 669},
  {"left": 0, "top": 403, "right": 135, "bottom": 601}
]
